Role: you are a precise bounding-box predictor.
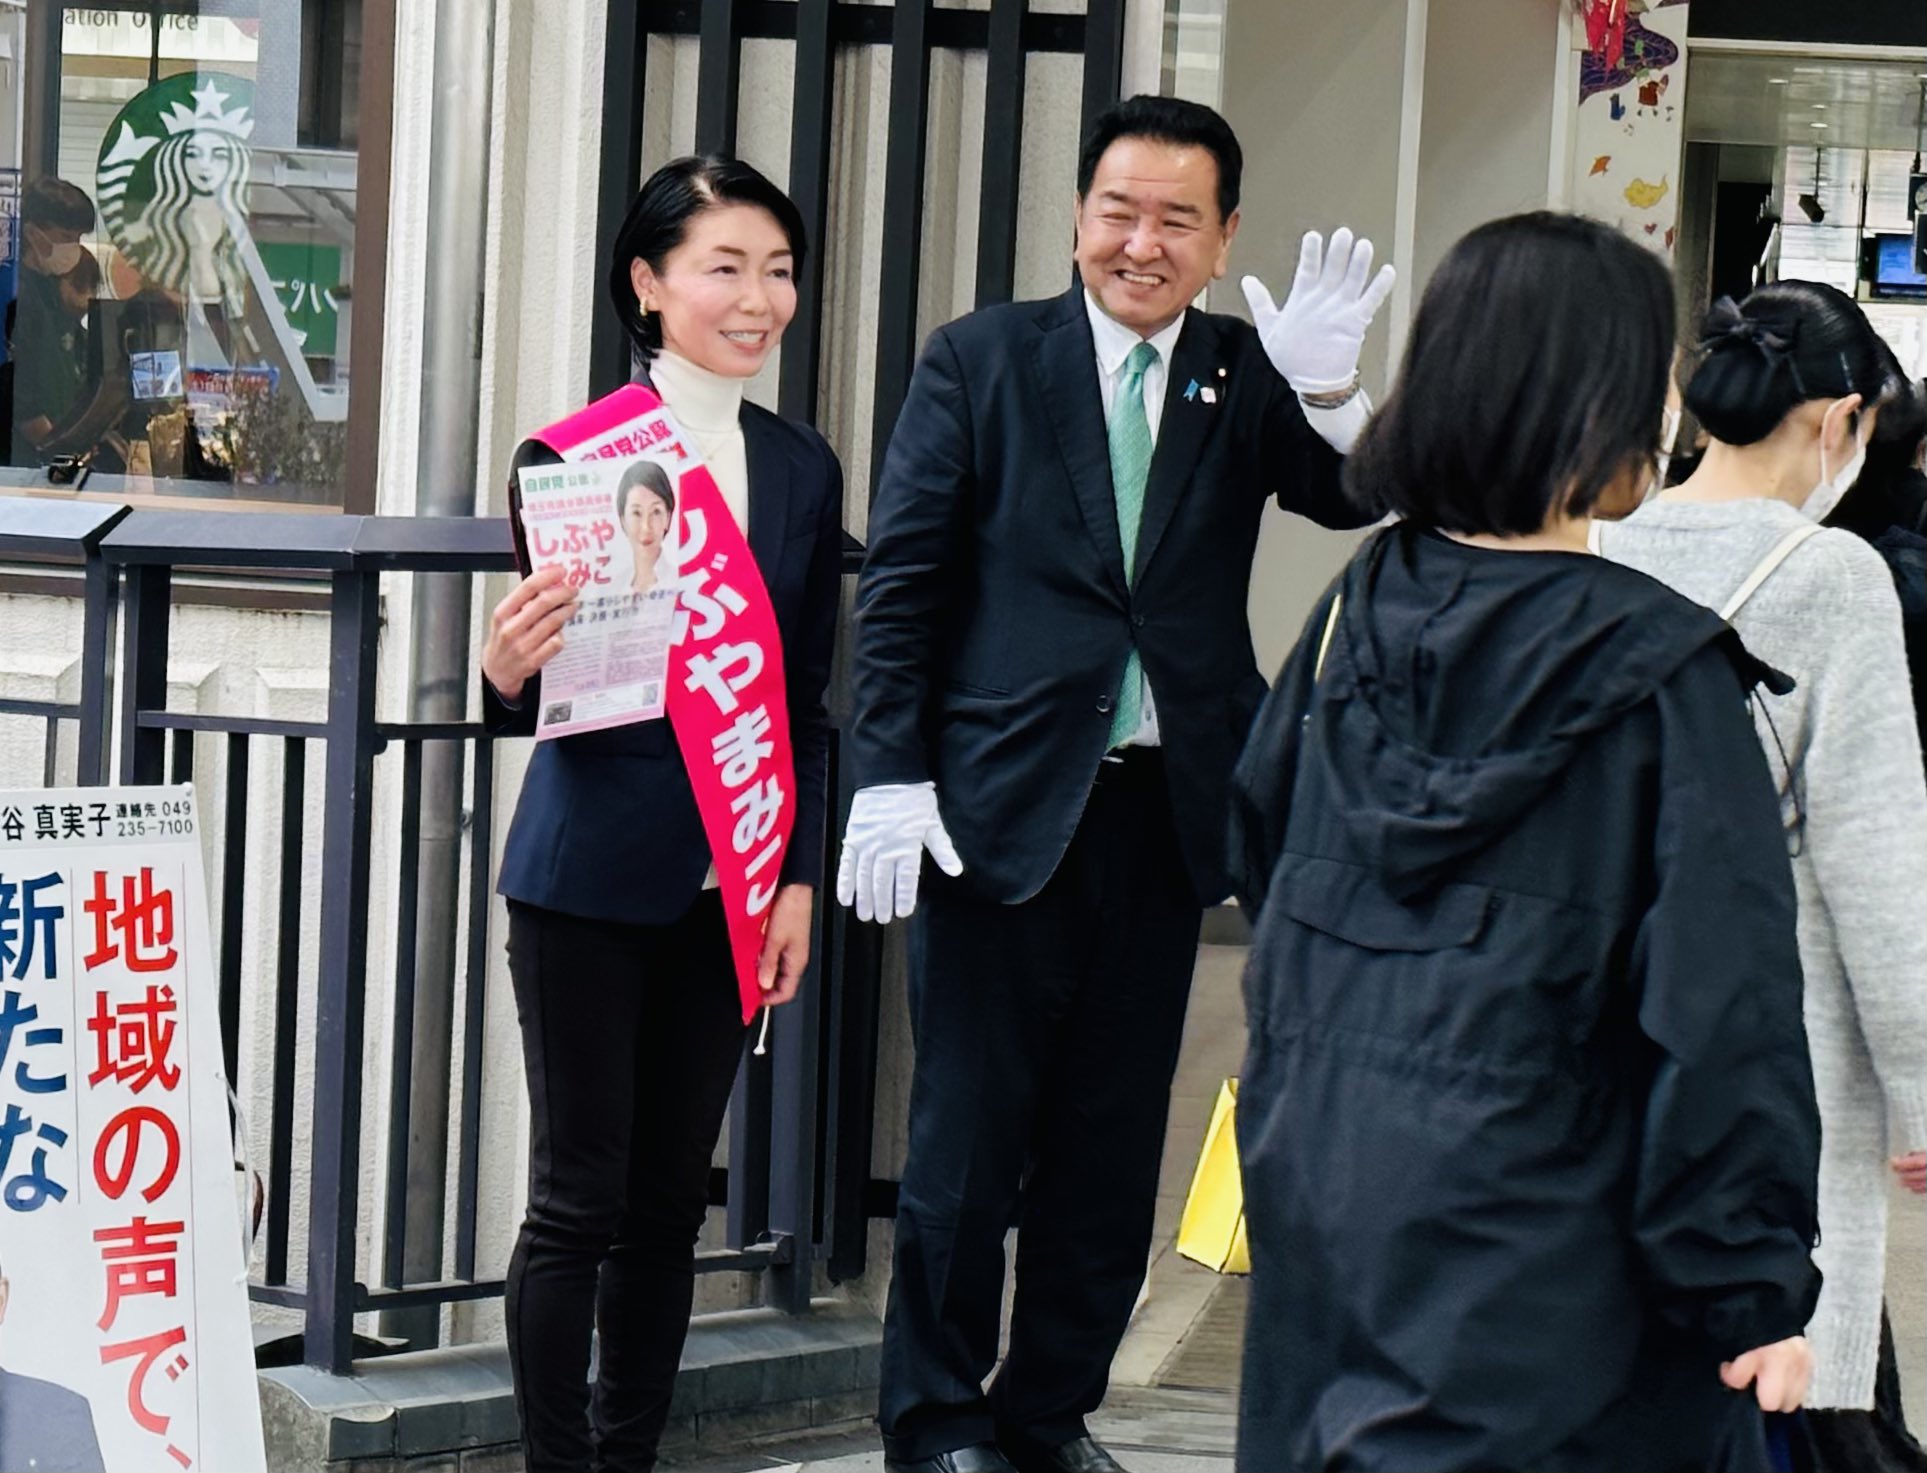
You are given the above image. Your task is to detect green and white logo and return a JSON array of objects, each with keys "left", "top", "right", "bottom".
[{"left": 95, "top": 71, "right": 255, "bottom": 309}]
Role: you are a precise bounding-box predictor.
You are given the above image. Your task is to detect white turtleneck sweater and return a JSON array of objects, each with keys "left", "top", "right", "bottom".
[{"left": 649, "top": 349, "right": 750, "bottom": 535}]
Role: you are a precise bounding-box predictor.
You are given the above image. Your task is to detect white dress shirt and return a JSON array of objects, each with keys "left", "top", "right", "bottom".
[{"left": 1086, "top": 291, "right": 1186, "bottom": 746}]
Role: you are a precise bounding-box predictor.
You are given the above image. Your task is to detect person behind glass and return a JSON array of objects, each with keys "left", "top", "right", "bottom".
[
  {"left": 478, "top": 156, "right": 844, "bottom": 1473},
  {"left": 1596, "top": 285, "right": 1927, "bottom": 1473},
  {"left": 617, "top": 459, "right": 677, "bottom": 595},
  {"left": 1230, "top": 214, "right": 1821, "bottom": 1471},
  {"left": 8, "top": 177, "right": 100, "bottom": 460}
]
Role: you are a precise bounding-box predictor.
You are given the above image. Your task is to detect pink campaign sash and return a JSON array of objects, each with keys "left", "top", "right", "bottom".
[{"left": 531, "top": 384, "right": 795, "bottom": 1023}]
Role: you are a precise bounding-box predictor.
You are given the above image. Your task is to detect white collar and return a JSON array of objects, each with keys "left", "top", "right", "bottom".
[
  {"left": 1084, "top": 291, "right": 1186, "bottom": 380},
  {"left": 649, "top": 349, "right": 746, "bottom": 434}
]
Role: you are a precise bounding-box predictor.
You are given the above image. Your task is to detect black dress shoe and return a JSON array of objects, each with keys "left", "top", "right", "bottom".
[
  {"left": 884, "top": 1443, "right": 1019, "bottom": 1473},
  {"left": 1001, "top": 1434, "right": 1128, "bottom": 1473}
]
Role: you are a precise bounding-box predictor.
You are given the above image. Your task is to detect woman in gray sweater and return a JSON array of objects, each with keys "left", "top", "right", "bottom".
[{"left": 1597, "top": 282, "right": 1927, "bottom": 1465}]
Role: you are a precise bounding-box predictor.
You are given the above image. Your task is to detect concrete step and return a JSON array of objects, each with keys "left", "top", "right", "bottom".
[{"left": 257, "top": 1300, "right": 882, "bottom": 1473}]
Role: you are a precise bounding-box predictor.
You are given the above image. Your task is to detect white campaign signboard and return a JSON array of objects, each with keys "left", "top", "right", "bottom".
[{"left": 0, "top": 786, "right": 265, "bottom": 1473}]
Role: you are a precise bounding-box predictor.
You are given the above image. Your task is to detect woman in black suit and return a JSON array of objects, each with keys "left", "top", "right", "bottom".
[{"left": 479, "top": 156, "right": 844, "bottom": 1473}]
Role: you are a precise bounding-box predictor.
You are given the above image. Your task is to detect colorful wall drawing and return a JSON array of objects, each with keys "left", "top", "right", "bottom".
[{"left": 1570, "top": 0, "right": 1691, "bottom": 257}]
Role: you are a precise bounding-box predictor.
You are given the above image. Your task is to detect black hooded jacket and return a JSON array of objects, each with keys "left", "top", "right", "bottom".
[{"left": 1229, "top": 526, "right": 1822, "bottom": 1472}]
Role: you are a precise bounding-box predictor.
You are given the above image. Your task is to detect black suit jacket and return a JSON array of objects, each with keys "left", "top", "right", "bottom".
[
  {"left": 0, "top": 1368, "right": 106, "bottom": 1473},
  {"left": 488, "top": 396, "right": 844, "bottom": 927},
  {"left": 848, "top": 287, "right": 1372, "bottom": 906}
]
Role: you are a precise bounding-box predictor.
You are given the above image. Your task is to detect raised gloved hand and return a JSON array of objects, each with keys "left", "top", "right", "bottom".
[
  {"left": 1241, "top": 228, "right": 1397, "bottom": 395},
  {"left": 835, "top": 782, "right": 964, "bottom": 923}
]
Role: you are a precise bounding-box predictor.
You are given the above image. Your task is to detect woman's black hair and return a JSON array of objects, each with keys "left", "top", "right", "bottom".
[
  {"left": 1684, "top": 281, "right": 1895, "bottom": 447},
  {"left": 1828, "top": 344, "right": 1927, "bottom": 536},
  {"left": 616, "top": 458, "right": 675, "bottom": 520},
  {"left": 1346, "top": 212, "right": 1674, "bottom": 535},
  {"left": 606, "top": 155, "right": 808, "bottom": 361}
]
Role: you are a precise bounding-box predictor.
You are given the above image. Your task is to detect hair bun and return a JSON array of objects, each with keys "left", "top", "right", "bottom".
[{"left": 1685, "top": 298, "right": 1803, "bottom": 446}]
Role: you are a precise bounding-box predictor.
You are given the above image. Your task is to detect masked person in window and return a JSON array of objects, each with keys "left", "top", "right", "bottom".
[
  {"left": 7, "top": 177, "right": 100, "bottom": 462},
  {"left": 0, "top": 1254, "right": 106, "bottom": 1473},
  {"left": 1231, "top": 214, "right": 1822, "bottom": 1472},
  {"left": 478, "top": 156, "right": 844, "bottom": 1473},
  {"left": 1598, "top": 285, "right": 1927, "bottom": 1473},
  {"left": 839, "top": 94, "right": 1394, "bottom": 1473}
]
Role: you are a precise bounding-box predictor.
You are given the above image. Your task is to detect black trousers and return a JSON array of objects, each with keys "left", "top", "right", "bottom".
[
  {"left": 504, "top": 894, "right": 750, "bottom": 1473},
  {"left": 880, "top": 749, "right": 1204, "bottom": 1462}
]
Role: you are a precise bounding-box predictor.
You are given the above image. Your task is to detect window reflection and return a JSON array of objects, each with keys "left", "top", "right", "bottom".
[{"left": 0, "top": 4, "right": 362, "bottom": 506}]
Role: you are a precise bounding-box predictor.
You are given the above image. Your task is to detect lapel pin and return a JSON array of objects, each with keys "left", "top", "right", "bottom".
[
  {"left": 1201, "top": 386, "right": 1218, "bottom": 404},
  {"left": 1184, "top": 379, "right": 1200, "bottom": 402}
]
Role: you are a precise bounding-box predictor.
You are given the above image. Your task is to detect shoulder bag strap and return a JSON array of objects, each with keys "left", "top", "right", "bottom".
[{"left": 1720, "top": 522, "right": 1824, "bottom": 622}]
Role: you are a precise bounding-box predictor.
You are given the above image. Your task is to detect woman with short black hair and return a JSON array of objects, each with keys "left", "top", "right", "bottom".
[
  {"left": 616, "top": 458, "right": 677, "bottom": 595},
  {"left": 480, "top": 155, "right": 844, "bottom": 1473},
  {"left": 1230, "top": 212, "right": 1821, "bottom": 1471}
]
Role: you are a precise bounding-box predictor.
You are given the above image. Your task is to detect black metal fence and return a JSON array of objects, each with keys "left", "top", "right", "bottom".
[
  {"left": 595, "top": 0, "right": 1128, "bottom": 459},
  {"left": 0, "top": 501, "right": 880, "bottom": 1374},
  {"left": 0, "top": 501, "right": 123, "bottom": 788}
]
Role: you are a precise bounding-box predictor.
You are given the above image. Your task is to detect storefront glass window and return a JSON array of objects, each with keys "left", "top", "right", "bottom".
[{"left": 1, "top": 3, "right": 366, "bottom": 506}]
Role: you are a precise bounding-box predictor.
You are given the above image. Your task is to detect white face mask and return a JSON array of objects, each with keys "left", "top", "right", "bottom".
[
  {"left": 1803, "top": 411, "right": 1869, "bottom": 523},
  {"left": 25, "top": 224, "right": 82, "bottom": 277}
]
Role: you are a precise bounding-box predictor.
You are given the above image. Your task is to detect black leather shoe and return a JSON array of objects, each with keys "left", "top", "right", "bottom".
[
  {"left": 884, "top": 1443, "right": 1019, "bottom": 1473},
  {"left": 1001, "top": 1435, "right": 1128, "bottom": 1473}
]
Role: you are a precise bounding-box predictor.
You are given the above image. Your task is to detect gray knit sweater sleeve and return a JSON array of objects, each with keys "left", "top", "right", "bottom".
[{"left": 1799, "top": 535, "right": 1927, "bottom": 1150}]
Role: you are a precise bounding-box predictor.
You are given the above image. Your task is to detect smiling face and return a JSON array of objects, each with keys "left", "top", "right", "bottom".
[
  {"left": 629, "top": 203, "right": 798, "bottom": 377},
  {"left": 1073, "top": 135, "right": 1238, "bottom": 337},
  {"left": 623, "top": 483, "right": 672, "bottom": 554}
]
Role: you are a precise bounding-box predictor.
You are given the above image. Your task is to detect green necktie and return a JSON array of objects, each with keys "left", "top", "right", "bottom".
[{"left": 1108, "top": 340, "right": 1157, "bottom": 748}]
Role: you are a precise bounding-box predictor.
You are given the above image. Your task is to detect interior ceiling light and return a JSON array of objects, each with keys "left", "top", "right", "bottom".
[{"left": 1769, "top": 77, "right": 1790, "bottom": 85}]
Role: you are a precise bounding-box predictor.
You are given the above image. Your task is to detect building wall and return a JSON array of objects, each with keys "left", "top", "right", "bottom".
[
  {"left": 1219, "top": 0, "right": 1570, "bottom": 676},
  {"left": 1218, "top": 0, "right": 1422, "bottom": 676}
]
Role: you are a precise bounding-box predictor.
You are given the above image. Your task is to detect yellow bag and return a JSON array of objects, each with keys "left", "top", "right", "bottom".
[{"left": 1175, "top": 1079, "right": 1248, "bottom": 1274}]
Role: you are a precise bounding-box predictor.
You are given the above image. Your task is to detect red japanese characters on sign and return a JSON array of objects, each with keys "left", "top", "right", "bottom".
[
  {"left": 0, "top": 786, "right": 267, "bottom": 1471},
  {"left": 82, "top": 863, "right": 196, "bottom": 1469}
]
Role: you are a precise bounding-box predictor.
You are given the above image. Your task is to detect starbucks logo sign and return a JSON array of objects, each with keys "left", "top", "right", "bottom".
[{"left": 96, "top": 71, "right": 255, "bottom": 307}]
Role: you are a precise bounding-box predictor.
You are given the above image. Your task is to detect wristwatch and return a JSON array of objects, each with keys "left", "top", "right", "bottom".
[{"left": 1299, "top": 376, "right": 1363, "bottom": 411}]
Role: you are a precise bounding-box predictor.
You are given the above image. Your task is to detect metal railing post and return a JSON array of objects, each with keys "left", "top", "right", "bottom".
[{"left": 304, "top": 566, "right": 383, "bottom": 1372}]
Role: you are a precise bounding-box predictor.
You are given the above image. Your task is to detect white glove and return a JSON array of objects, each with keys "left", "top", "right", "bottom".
[
  {"left": 1241, "top": 228, "right": 1397, "bottom": 395},
  {"left": 835, "top": 782, "right": 965, "bottom": 923}
]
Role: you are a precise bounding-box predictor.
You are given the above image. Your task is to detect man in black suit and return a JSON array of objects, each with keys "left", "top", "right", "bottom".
[
  {"left": 0, "top": 1255, "right": 107, "bottom": 1472},
  {"left": 837, "top": 97, "right": 1394, "bottom": 1473}
]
